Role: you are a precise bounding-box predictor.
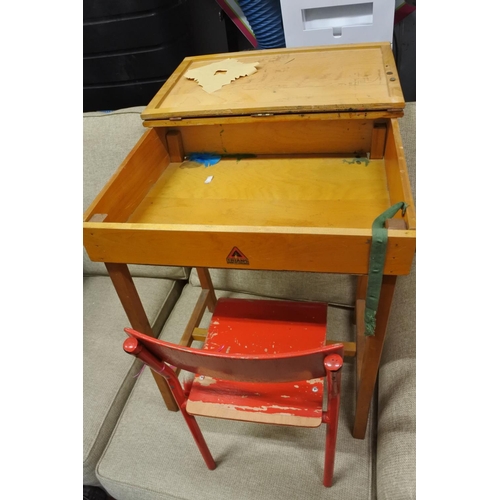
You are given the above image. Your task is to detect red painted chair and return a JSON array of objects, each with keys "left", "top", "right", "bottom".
[{"left": 123, "top": 298, "right": 344, "bottom": 487}]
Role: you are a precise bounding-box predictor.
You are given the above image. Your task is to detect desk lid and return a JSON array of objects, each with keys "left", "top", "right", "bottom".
[{"left": 141, "top": 43, "right": 404, "bottom": 122}]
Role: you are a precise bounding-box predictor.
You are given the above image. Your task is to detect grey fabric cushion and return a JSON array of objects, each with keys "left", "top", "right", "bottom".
[
  {"left": 83, "top": 107, "right": 189, "bottom": 280},
  {"left": 96, "top": 285, "right": 375, "bottom": 500},
  {"left": 376, "top": 102, "right": 416, "bottom": 500},
  {"left": 399, "top": 102, "right": 416, "bottom": 203},
  {"left": 83, "top": 276, "right": 183, "bottom": 486},
  {"left": 376, "top": 260, "right": 416, "bottom": 500},
  {"left": 190, "top": 268, "right": 356, "bottom": 306}
]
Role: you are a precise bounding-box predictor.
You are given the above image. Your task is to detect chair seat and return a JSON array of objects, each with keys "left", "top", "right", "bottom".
[{"left": 186, "top": 298, "right": 328, "bottom": 427}]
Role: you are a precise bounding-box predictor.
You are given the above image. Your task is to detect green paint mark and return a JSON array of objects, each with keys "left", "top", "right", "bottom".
[
  {"left": 343, "top": 157, "right": 370, "bottom": 166},
  {"left": 188, "top": 152, "right": 257, "bottom": 163},
  {"left": 221, "top": 153, "right": 256, "bottom": 162},
  {"left": 219, "top": 129, "right": 227, "bottom": 153}
]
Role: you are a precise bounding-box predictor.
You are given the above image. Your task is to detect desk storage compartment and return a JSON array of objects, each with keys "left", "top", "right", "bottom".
[{"left": 83, "top": 112, "right": 415, "bottom": 274}]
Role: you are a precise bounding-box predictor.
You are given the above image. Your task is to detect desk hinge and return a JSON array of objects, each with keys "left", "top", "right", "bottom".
[
  {"left": 169, "top": 117, "right": 183, "bottom": 121},
  {"left": 386, "top": 108, "right": 404, "bottom": 115},
  {"left": 251, "top": 113, "right": 274, "bottom": 117}
]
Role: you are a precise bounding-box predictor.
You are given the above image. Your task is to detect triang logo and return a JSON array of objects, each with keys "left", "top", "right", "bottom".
[{"left": 226, "top": 247, "right": 249, "bottom": 265}]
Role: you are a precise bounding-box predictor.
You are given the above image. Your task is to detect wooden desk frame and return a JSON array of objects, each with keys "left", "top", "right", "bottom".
[{"left": 84, "top": 111, "right": 415, "bottom": 440}]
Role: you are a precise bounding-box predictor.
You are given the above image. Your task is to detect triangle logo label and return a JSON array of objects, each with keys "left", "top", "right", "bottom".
[{"left": 226, "top": 246, "right": 249, "bottom": 265}]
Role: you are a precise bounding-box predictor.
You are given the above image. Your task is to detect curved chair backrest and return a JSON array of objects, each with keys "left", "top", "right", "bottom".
[{"left": 124, "top": 327, "right": 343, "bottom": 383}]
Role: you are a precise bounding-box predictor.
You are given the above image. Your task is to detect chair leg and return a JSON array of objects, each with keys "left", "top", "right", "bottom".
[
  {"left": 162, "top": 375, "right": 216, "bottom": 470},
  {"left": 323, "top": 395, "right": 340, "bottom": 487},
  {"left": 123, "top": 334, "right": 216, "bottom": 470},
  {"left": 179, "top": 406, "right": 217, "bottom": 470},
  {"left": 322, "top": 360, "right": 343, "bottom": 488}
]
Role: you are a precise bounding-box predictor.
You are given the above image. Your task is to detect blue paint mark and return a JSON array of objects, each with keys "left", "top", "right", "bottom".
[{"left": 187, "top": 153, "right": 222, "bottom": 167}]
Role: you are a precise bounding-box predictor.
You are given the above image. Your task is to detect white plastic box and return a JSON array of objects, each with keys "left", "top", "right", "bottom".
[{"left": 280, "top": 0, "right": 395, "bottom": 47}]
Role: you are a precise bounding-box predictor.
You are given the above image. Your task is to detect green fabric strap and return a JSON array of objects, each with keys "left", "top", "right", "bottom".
[{"left": 364, "top": 201, "right": 408, "bottom": 336}]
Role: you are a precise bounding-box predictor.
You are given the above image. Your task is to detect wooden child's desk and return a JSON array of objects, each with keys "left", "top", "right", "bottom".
[{"left": 83, "top": 43, "right": 416, "bottom": 439}]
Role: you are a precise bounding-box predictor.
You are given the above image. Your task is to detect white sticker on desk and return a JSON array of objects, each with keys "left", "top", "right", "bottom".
[{"left": 205, "top": 175, "right": 214, "bottom": 184}]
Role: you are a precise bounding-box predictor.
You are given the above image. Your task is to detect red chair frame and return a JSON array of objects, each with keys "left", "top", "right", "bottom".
[{"left": 123, "top": 326, "right": 344, "bottom": 487}]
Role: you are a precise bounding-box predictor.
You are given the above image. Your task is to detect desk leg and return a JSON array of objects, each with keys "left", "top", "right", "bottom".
[
  {"left": 353, "top": 274, "right": 397, "bottom": 439},
  {"left": 105, "top": 263, "right": 179, "bottom": 412},
  {"left": 196, "top": 268, "right": 217, "bottom": 312},
  {"left": 355, "top": 276, "right": 368, "bottom": 389}
]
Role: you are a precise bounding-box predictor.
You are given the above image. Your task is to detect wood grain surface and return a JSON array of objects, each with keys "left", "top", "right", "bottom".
[{"left": 142, "top": 43, "right": 403, "bottom": 120}]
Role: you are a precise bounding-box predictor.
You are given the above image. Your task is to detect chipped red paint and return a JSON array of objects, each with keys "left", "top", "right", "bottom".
[
  {"left": 205, "top": 298, "right": 327, "bottom": 354},
  {"left": 189, "top": 377, "right": 324, "bottom": 419},
  {"left": 188, "top": 298, "right": 328, "bottom": 420}
]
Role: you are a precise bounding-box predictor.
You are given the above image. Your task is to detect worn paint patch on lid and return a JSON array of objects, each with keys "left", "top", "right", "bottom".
[{"left": 184, "top": 58, "right": 259, "bottom": 93}]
